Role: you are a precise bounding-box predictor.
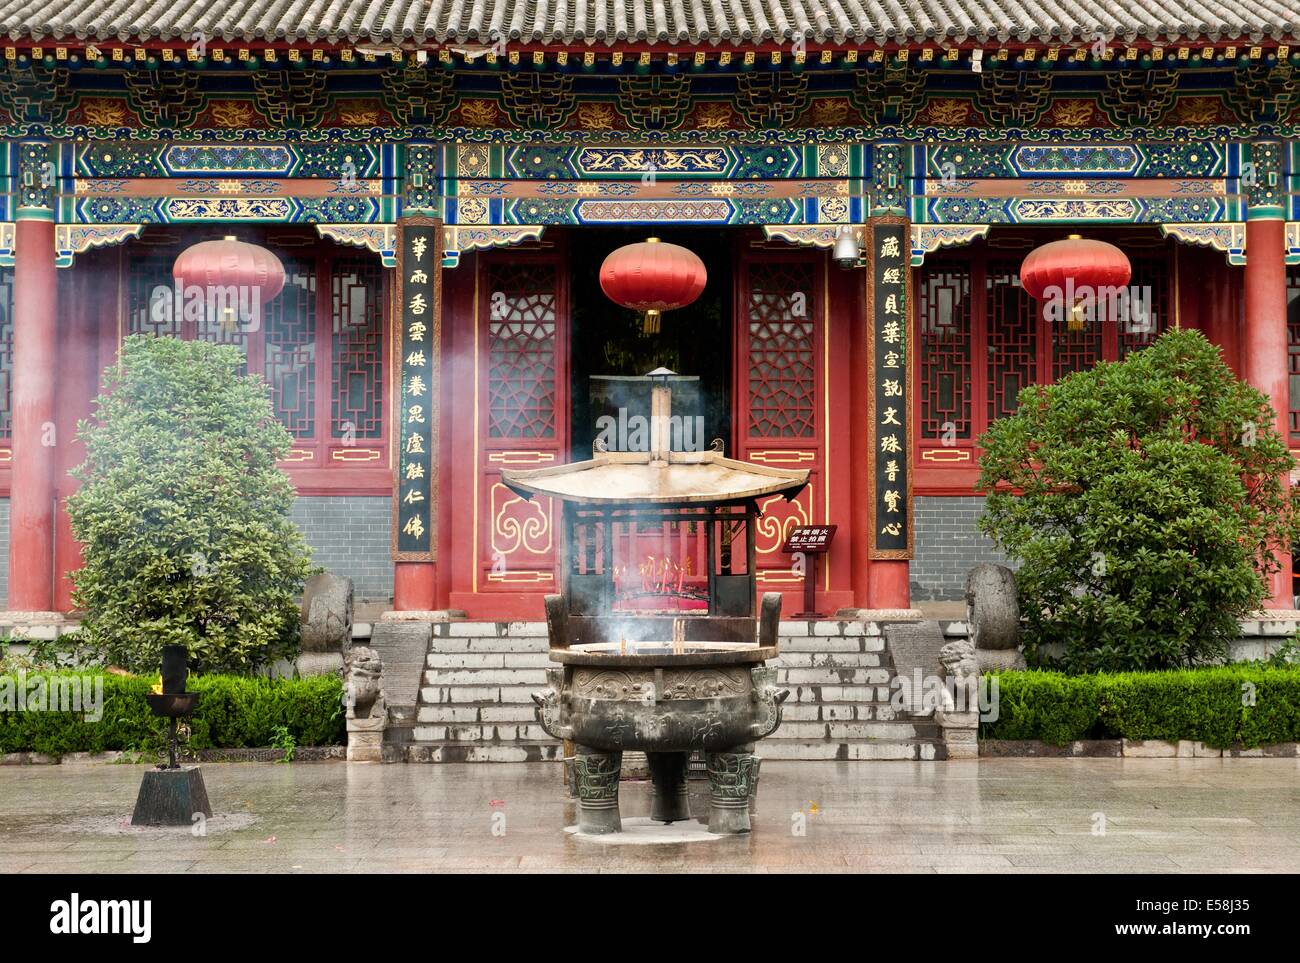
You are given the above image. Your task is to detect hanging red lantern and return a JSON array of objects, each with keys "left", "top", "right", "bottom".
[
  {"left": 600, "top": 237, "right": 707, "bottom": 335},
  {"left": 1020, "top": 234, "right": 1131, "bottom": 332},
  {"left": 173, "top": 235, "right": 286, "bottom": 330}
]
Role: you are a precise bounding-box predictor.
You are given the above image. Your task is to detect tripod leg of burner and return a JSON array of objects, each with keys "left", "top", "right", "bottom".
[
  {"left": 573, "top": 746, "right": 622, "bottom": 834},
  {"left": 647, "top": 751, "right": 691, "bottom": 823},
  {"left": 705, "top": 745, "right": 758, "bottom": 834}
]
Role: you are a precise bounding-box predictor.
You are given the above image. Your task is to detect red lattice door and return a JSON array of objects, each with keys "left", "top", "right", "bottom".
[
  {"left": 733, "top": 252, "right": 825, "bottom": 601},
  {"left": 475, "top": 254, "right": 568, "bottom": 595}
]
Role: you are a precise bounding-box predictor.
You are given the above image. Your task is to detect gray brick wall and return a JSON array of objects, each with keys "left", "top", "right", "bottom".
[
  {"left": 912, "top": 495, "right": 1015, "bottom": 602},
  {"left": 0, "top": 496, "right": 389, "bottom": 610},
  {"left": 292, "top": 496, "right": 393, "bottom": 602}
]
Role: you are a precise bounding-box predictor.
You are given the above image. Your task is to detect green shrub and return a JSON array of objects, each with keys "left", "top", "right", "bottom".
[
  {"left": 978, "top": 329, "right": 1297, "bottom": 672},
  {"left": 983, "top": 667, "right": 1300, "bottom": 748},
  {"left": 67, "top": 335, "right": 314, "bottom": 673},
  {"left": 0, "top": 672, "right": 344, "bottom": 758}
]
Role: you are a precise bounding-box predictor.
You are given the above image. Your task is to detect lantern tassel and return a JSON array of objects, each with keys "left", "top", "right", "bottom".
[{"left": 642, "top": 309, "right": 661, "bottom": 336}]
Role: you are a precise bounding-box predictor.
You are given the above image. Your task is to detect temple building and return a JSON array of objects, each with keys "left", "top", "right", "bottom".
[{"left": 0, "top": 2, "right": 1297, "bottom": 624}]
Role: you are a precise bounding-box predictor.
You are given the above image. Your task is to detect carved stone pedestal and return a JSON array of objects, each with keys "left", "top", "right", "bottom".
[
  {"left": 705, "top": 747, "right": 760, "bottom": 834},
  {"left": 647, "top": 751, "right": 691, "bottom": 823},
  {"left": 574, "top": 747, "right": 622, "bottom": 834},
  {"left": 346, "top": 710, "right": 387, "bottom": 762}
]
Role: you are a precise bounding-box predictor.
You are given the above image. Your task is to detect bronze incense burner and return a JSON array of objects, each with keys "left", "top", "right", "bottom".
[{"left": 504, "top": 373, "right": 806, "bottom": 835}]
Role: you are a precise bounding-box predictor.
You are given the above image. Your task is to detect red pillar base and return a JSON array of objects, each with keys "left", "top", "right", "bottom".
[
  {"left": 867, "top": 561, "right": 911, "bottom": 611},
  {"left": 393, "top": 562, "right": 437, "bottom": 612}
]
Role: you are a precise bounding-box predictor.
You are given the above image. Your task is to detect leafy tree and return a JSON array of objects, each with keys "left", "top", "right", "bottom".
[
  {"left": 68, "top": 335, "right": 313, "bottom": 673},
  {"left": 978, "top": 329, "right": 1297, "bottom": 672}
]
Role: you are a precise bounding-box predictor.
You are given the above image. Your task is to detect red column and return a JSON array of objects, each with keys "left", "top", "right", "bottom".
[
  {"left": 9, "top": 217, "right": 58, "bottom": 612},
  {"left": 394, "top": 563, "right": 436, "bottom": 610},
  {"left": 869, "top": 561, "right": 911, "bottom": 610},
  {"left": 1243, "top": 215, "right": 1292, "bottom": 609}
]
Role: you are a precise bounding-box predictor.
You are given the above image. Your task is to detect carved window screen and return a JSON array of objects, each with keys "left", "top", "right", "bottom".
[
  {"left": 331, "top": 255, "right": 384, "bottom": 440},
  {"left": 986, "top": 261, "right": 1039, "bottom": 424},
  {"left": 121, "top": 238, "right": 386, "bottom": 461},
  {"left": 264, "top": 255, "right": 316, "bottom": 438},
  {"left": 746, "top": 260, "right": 817, "bottom": 439},
  {"left": 487, "top": 262, "right": 559, "bottom": 440},
  {"left": 917, "top": 265, "right": 972, "bottom": 440}
]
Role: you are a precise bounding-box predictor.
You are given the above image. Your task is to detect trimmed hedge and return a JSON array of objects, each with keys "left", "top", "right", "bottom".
[
  {"left": 0, "top": 672, "right": 344, "bottom": 758},
  {"left": 982, "top": 667, "right": 1300, "bottom": 748}
]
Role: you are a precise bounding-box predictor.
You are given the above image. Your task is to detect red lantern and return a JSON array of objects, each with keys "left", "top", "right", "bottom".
[
  {"left": 1020, "top": 234, "right": 1132, "bottom": 331},
  {"left": 173, "top": 235, "right": 286, "bottom": 330},
  {"left": 600, "top": 237, "right": 707, "bottom": 334}
]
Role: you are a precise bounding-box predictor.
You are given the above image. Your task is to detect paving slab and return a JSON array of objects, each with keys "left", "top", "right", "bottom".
[{"left": 0, "top": 758, "right": 1297, "bottom": 872}]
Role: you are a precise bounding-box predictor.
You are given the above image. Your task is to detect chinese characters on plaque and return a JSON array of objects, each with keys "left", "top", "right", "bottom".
[
  {"left": 868, "top": 219, "right": 912, "bottom": 559},
  {"left": 392, "top": 216, "right": 441, "bottom": 561}
]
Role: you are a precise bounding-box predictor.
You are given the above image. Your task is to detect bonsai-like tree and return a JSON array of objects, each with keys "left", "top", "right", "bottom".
[
  {"left": 68, "top": 334, "right": 314, "bottom": 673},
  {"left": 978, "top": 328, "right": 1297, "bottom": 672}
]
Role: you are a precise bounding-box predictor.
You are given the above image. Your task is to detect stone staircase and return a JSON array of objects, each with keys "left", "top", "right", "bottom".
[
  {"left": 383, "top": 618, "right": 944, "bottom": 762},
  {"left": 762, "top": 621, "right": 945, "bottom": 760},
  {"left": 391, "top": 621, "right": 562, "bottom": 762}
]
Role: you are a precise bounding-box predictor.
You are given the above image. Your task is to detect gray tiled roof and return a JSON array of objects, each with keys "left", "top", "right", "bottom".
[{"left": 2, "top": 1, "right": 1296, "bottom": 45}]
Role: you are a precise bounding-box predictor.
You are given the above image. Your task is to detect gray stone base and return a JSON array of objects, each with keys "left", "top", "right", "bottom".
[{"left": 131, "top": 767, "right": 212, "bottom": 826}]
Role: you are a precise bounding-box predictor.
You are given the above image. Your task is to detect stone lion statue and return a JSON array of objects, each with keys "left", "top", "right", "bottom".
[{"left": 344, "top": 646, "right": 385, "bottom": 721}]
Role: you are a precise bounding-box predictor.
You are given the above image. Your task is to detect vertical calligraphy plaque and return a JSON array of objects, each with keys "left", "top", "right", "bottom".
[
  {"left": 391, "top": 215, "right": 441, "bottom": 561},
  {"left": 866, "top": 216, "right": 913, "bottom": 559}
]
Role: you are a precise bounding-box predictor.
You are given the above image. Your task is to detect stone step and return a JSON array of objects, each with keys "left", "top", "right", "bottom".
[
  {"left": 782, "top": 702, "right": 902, "bottom": 721},
  {"left": 776, "top": 667, "right": 892, "bottom": 685},
  {"left": 785, "top": 684, "right": 896, "bottom": 704},
  {"left": 412, "top": 724, "right": 553, "bottom": 742},
  {"left": 427, "top": 637, "right": 550, "bottom": 654},
  {"left": 438, "top": 622, "right": 549, "bottom": 638},
  {"left": 401, "top": 742, "right": 563, "bottom": 763},
  {"left": 758, "top": 739, "right": 946, "bottom": 761},
  {"left": 777, "top": 636, "right": 887, "bottom": 653},
  {"left": 423, "top": 668, "right": 548, "bottom": 686},
  {"left": 778, "top": 621, "right": 880, "bottom": 637},
  {"left": 420, "top": 685, "right": 540, "bottom": 704},
  {"left": 767, "top": 720, "right": 922, "bottom": 740},
  {"left": 425, "top": 652, "right": 553, "bottom": 669},
  {"left": 416, "top": 705, "right": 540, "bottom": 724},
  {"left": 771, "top": 652, "right": 883, "bottom": 668}
]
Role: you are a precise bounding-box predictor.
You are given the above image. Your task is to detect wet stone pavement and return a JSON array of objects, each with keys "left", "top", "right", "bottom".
[{"left": 0, "top": 758, "right": 1297, "bottom": 873}]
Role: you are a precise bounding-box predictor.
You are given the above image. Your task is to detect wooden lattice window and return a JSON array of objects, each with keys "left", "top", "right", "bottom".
[
  {"left": 1121, "top": 253, "right": 1172, "bottom": 358},
  {"left": 122, "top": 237, "right": 386, "bottom": 462},
  {"left": 918, "top": 239, "right": 1174, "bottom": 462},
  {"left": 331, "top": 256, "right": 384, "bottom": 440},
  {"left": 264, "top": 255, "right": 316, "bottom": 436},
  {"left": 746, "top": 261, "right": 816, "bottom": 439},
  {"left": 127, "top": 252, "right": 182, "bottom": 337},
  {"left": 918, "top": 265, "right": 972, "bottom": 440},
  {"left": 487, "top": 262, "right": 558, "bottom": 440},
  {"left": 986, "top": 260, "right": 1039, "bottom": 423}
]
